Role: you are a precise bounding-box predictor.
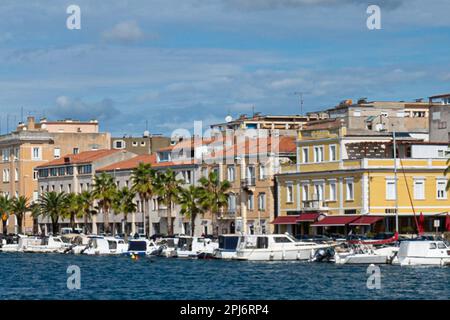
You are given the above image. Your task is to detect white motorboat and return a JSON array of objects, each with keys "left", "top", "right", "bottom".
[
  {"left": 156, "top": 237, "right": 179, "bottom": 257},
  {"left": 395, "top": 240, "right": 450, "bottom": 266},
  {"left": 234, "top": 233, "right": 332, "bottom": 261},
  {"left": 81, "top": 236, "right": 128, "bottom": 255},
  {"left": 334, "top": 244, "right": 398, "bottom": 265},
  {"left": 176, "top": 236, "right": 219, "bottom": 258},
  {"left": 213, "top": 235, "right": 240, "bottom": 259},
  {"left": 0, "top": 234, "right": 28, "bottom": 252},
  {"left": 126, "top": 238, "right": 159, "bottom": 256},
  {"left": 22, "top": 236, "right": 71, "bottom": 253}
]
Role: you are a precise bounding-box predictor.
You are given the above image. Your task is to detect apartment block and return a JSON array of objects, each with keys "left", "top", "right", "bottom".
[{"left": 0, "top": 117, "right": 111, "bottom": 234}]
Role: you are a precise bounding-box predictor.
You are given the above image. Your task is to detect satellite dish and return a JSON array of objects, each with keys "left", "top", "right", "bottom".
[{"left": 225, "top": 115, "right": 233, "bottom": 123}]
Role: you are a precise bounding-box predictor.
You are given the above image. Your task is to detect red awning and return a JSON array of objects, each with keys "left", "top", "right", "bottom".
[
  {"left": 349, "top": 216, "right": 384, "bottom": 226},
  {"left": 311, "top": 216, "right": 359, "bottom": 227},
  {"left": 297, "top": 213, "right": 320, "bottom": 222},
  {"left": 271, "top": 216, "right": 300, "bottom": 225}
]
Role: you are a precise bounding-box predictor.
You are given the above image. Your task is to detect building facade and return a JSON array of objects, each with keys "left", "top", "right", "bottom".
[
  {"left": 111, "top": 133, "right": 171, "bottom": 155},
  {"left": 0, "top": 117, "right": 111, "bottom": 234},
  {"left": 36, "top": 149, "right": 136, "bottom": 234},
  {"left": 275, "top": 119, "right": 450, "bottom": 237}
]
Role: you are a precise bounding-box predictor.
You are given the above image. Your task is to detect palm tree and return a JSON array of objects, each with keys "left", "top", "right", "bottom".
[
  {"left": 79, "top": 190, "right": 96, "bottom": 234},
  {"left": 156, "top": 169, "right": 183, "bottom": 235},
  {"left": 92, "top": 172, "right": 117, "bottom": 235},
  {"left": 179, "top": 185, "right": 204, "bottom": 236},
  {"left": 64, "top": 193, "right": 84, "bottom": 231},
  {"left": 37, "top": 192, "right": 68, "bottom": 235},
  {"left": 131, "top": 163, "right": 156, "bottom": 237},
  {"left": 0, "top": 195, "right": 12, "bottom": 235},
  {"left": 198, "top": 171, "right": 231, "bottom": 236},
  {"left": 114, "top": 187, "right": 137, "bottom": 241},
  {"left": 11, "top": 196, "right": 29, "bottom": 235}
]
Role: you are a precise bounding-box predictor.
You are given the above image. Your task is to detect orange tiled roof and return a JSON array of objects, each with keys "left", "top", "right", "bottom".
[
  {"left": 97, "top": 154, "right": 157, "bottom": 172},
  {"left": 209, "top": 136, "right": 296, "bottom": 159},
  {"left": 36, "top": 149, "right": 120, "bottom": 168}
]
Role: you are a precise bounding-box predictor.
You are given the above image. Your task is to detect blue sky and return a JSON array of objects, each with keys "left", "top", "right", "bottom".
[{"left": 0, "top": 0, "right": 449, "bottom": 136}]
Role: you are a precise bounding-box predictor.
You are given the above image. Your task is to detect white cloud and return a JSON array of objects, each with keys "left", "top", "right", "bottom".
[
  {"left": 101, "top": 21, "right": 148, "bottom": 43},
  {"left": 50, "top": 96, "right": 120, "bottom": 121}
]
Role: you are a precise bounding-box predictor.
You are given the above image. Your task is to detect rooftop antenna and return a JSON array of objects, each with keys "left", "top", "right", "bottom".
[
  {"left": 293, "top": 92, "right": 308, "bottom": 115},
  {"left": 252, "top": 105, "right": 255, "bottom": 117}
]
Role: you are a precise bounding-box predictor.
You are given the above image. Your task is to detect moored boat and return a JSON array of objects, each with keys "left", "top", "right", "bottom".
[
  {"left": 395, "top": 240, "right": 450, "bottom": 266},
  {"left": 213, "top": 234, "right": 240, "bottom": 259},
  {"left": 234, "top": 233, "right": 333, "bottom": 261},
  {"left": 176, "top": 236, "right": 218, "bottom": 258}
]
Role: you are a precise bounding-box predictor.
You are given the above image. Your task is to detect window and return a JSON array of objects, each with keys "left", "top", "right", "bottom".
[
  {"left": 132, "top": 141, "right": 138, "bottom": 147},
  {"left": 13, "top": 148, "right": 19, "bottom": 160},
  {"left": 247, "top": 193, "right": 254, "bottom": 210},
  {"left": 78, "top": 165, "right": 92, "bottom": 175},
  {"left": 314, "top": 183, "right": 324, "bottom": 201},
  {"left": 438, "top": 121, "right": 447, "bottom": 129},
  {"left": 50, "top": 168, "right": 58, "bottom": 177},
  {"left": 429, "top": 243, "right": 437, "bottom": 250},
  {"left": 58, "top": 167, "right": 66, "bottom": 176},
  {"left": 258, "top": 193, "right": 266, "bottom": 211},
  {"left": 302, "top": 184, "right": 309, "bottom": 201},
  {"left": 183, "top": 170, "right": 192, "bottom": 184},
  {"left": 314, "top": 146, "right": 324, "bottom": 162},
  {"left": 2, "top": 169, "right": 10, "bottom": 182},
  {"left": 286, "top": 184, "right": 293, "bottom": 203},
  {"left": 353, "top": 110, "right": 361, "bottom": 117},
  {"left": 302, "top": 147, "right": 309, "bottom": 163},
  {"left": 228, "top": 194, "right": 236, "bottom": 212},
  {"left": 329, "top": 182, "right": 337, "bottom": 201},
  {"left": 54, "top": 148, "right": 61, "bottom": 159},
  {"left": 2, "top": 149, "right": 10, "bottom": 161},
  {"left": 32, "top": 147, "right": 41, "bottom": 160},
  {"left": 386, "top": 179, "right": 396, "bottom": 200},
  {"left": 202, "top": 167, "right": 208, "bottom": 177},
  {"left": 73, "top": 148, "right": 79, "bottom": 155},
  {"left": 329, "top": 145, "right": 337, "bottom": 161},
  {"left": 33, "top": 191, "right": 39, "bottom": 202},
  {"left": 14, "top": 168, "right": 19, "bottom": 182},
  {"left": 436, "top": 180, "right": 447, "bottom": 200},
  {"left": 227, "top": 166, "right": 235, "bottom": 182},
  {"left": 140, "top": 141, "right": 146, "bottom": 146},
  {"left": 259, "top": 164, "right": 266, "bottom": 180},
  {"left": 346, "top": 179, "right": 354, "bottom": 201},
  {"left": 113, "top": 140, "right": 125, "bottom": 149},
  {"left": 33, "top": 170, "right": 38, "bottom": 180},
  {"left": 414, "top": 179, "right": 425, "bottom": 200}
]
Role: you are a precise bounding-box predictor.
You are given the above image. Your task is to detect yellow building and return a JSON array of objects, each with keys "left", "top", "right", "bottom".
[{"left": 275, "top": 119, "right": 450, "bottom": 236}]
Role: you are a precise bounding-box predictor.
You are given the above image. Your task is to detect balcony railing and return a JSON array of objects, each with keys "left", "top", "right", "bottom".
[
  {"left": 241, "top": 177, "right": 256, "bottom": 188},
  {"left": 301, "top": 199, "right": 327, "bottom": 210},
  {"left": 157, "top": 208, "right": 176, "bottom": 218}
]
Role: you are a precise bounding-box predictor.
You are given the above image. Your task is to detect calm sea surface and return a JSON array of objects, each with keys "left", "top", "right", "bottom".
[{"left": 0, "top": 253, "right": 448, "bottom": 300}]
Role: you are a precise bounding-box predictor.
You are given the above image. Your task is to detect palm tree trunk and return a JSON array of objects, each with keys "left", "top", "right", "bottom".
[
  {"left": 124, "top": 214, "right": 128, "bottom": 242},
  {"left": 83, "top": 212, "right": 89, "bottom": 234},
  {"left": 2, "top": 220, "right": 7, "bottom": 235},
  {"left": 191, "top": 213, "right": 196, "bottom": 237},
  {"left": 52, "top": 218, "right": 59, "bottom": 235},
  {"left": 103, "top": 206, "right": 109, "bottom": 234},
  {"left": 169, "top": 202, "right": 174, "bottom": 236},
  {"left": 17, "top": 215, "right": 23, "bottom": 234},
  {"left": 70, "top": 214, "right": 75, "bottom": 230}
]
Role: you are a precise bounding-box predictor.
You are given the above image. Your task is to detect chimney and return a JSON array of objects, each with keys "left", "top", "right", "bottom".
[{"left": 27, "top": 116, "right": 36, "bottom": 130}]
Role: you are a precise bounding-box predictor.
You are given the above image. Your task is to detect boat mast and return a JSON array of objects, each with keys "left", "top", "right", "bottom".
[{"left": 393, "top": 125, "right": 399, "bottom": 234}]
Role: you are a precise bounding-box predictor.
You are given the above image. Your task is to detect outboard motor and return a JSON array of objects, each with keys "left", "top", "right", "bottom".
[{"left": 313, "top": 247, "right": 335, "bottom": 262}]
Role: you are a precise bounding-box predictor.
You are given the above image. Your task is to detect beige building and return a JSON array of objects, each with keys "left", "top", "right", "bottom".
[
  {"left": 36, "top": 149, "right": 136, "bottom": 235},
  {"left": 0, "top": 117, "right": 111, "bottom": 234},
  {"left": 111, "top": 132, "right": 171, "bottom": 155}
]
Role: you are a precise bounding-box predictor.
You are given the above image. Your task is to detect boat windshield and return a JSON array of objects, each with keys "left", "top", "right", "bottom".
[
  {"left": 219, "top": 236, "right": 239, "bottom": 250},
  {"left": 128, "top": 241, "right": 147, "bottom": 251}
]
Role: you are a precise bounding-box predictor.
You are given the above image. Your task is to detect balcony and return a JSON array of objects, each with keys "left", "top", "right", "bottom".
[
  {"left": 241, "top": 177, "right": 256, "bottom": 189},
  {"left": 301, "top": 199, "right": 328, "bottom": 211},
  {"left": 157, "top": 208, "right": 176, "bottom": 218}
]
